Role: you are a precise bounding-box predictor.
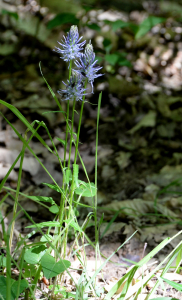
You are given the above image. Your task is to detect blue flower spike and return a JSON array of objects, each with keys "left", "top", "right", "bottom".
[
  {"left": 74, "top": 41, "right": 103, "bottom": 93},
  {"left": 58, "top": 73, "right": 87, "bottom": 102},
  {"left": 54, "top": 25, "right": 86, "bottom": 62}
]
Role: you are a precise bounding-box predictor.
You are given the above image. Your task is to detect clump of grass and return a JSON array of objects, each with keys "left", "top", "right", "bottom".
[{"left": 0, "top": 25, "right": 182, "bottom": 300}]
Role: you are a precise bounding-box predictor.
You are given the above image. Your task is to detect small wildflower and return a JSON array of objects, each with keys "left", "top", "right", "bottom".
[
  {"left": 74, "top": 41, "right": 103, "bottom": 93},
  {"left": 54, "top": 25, "right": 86, "bottom": 62},
  {"left": 58, "top": 74, "right": 86, "bottom": 101}
]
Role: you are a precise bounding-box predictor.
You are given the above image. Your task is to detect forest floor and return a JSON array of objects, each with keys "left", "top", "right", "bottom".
[{"left": 1, "top": 0, "right": 182, "bottom": 298}]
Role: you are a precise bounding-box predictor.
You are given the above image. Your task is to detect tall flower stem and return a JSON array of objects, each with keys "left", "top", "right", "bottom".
[
  {"left": 63, "top": 60, "right": 72, "bottom": 169},
  {"left": 94, "top": 92, "right": 102, "bottom": 285},
  {"left": 73, "top": 80, "right": 87, "bottom": 165},
  {"left": 58, "top": 61, "right": 72, "bottom": 260},
  {"left": 68, "top": 98, "right": 76, "bottom": 170},
  {"left": 63, "top": 98, "right": 76, "bottom": 258},
  {"left": 63, "top": 81, "right": 87, "bottom": 258}
]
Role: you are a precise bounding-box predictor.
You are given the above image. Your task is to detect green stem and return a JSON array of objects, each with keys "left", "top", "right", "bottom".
[
  {"left": 94, "top": 92, "right": 102, "bottom": 284},
  {"left": 16, "top": 247, "right": 25, "bottom": 300},
  {"left": 9, "top": 137, "right": 26, "bottom": 252},
  {"left": 60, "top": 61, "right": 72, "bottom": 221},
  {"left": 73, "top": 80, "right": 87, "bottom": 165},
  {"left": 58, "top": 61, "right": 72, "bottom": 258},
  {"left": 32, "top": 265, "right": 42, "bottom": 294},
  {"left": 68, "top": 99, "right": 76, "bottom": 170},
  {"left": 63, "top": 82, "right": 87, "bottom": 259},
  {"left": 63, "top": 100, "right": 69, "bottom": 168},
  {"left": 63, "top": 60, "right": 72, "bottom": 168},
  {"left": 62, "top": 99, "right": 76, "bottom": 258}
]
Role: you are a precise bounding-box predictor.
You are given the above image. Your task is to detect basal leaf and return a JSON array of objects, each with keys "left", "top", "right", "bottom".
[
  {"left": 75, "top": 181, "right": 96, "bottom": 197},
  {"left": 41, "top": 254, "right": 71, "bottom": 279},
  {"left": 26, "top": 221, "right": 61, "bottom": 228},
  {"left": 24, "top": 246, "right": 46, "bottom": 264},
  {"left": 49, "top": 205, "right": 59, "bottom": 214}
]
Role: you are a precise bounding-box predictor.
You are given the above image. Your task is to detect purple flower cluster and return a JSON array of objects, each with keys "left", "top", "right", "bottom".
[
  {"left": 58, "top": 74, "right": 86, "bottom": 102},
  {"left": 74, "top": 41, "right": 103, "bottom": 93},
  {"left": 54, "top": 26, "right": 103, "bottom": 101},
  {"left": 54, "top": 25, "right": 85, "bottom": 62}
]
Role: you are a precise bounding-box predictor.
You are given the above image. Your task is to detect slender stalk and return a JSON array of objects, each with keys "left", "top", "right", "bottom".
[
  {"left": 59, "top": 60, "right": 72, "bottom": 229},
  {"left": 73, "top": 80, "right": 87, "bottom": 165},
  {"left": 58, "top": 61, "right": 72, "bottom": 260},
  {"left": 68, "top": 99, "right": 76, "bottom": 170},
  {"left": 16, "top": 247, "right": 25, "bottom": 300},
  {"left": 9, "top": 137, "right": 26, "bottom": 252},
  {"left": 63, "top": 82, "right": 87, "bottom": 259},
  {"left": 63, "top": 60, "right": 72, "bottom": 168},
  {"left": 62, "top": 98, "right": 76, "bottom": 258},
  {"left": 94, "top": 92, "right": 102, "bottom": 285},
  {"left": 69, "top": 81, "right": 87, "bottom": 218},
  {"left": 6, "top": 232, "right": 11, "bottom": 300},
  {"left": 95, "top": 92, "right": 102, "bottom": 210}
]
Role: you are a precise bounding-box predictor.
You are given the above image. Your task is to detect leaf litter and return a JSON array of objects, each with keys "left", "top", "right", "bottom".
[{"left": 1, "top": 0, "right": 182, "bottom": 298}]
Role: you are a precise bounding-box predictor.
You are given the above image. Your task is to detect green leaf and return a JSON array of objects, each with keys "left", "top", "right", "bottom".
[
  {"left": 161, "top": 277, "right": 182, "bottom": 291},
  {"left": 1, "top": 9, "right": 19, "bottom": 20},
  {"left": 40, "top": 254, "right": 71, "bottom": 279},
  {"left": 42, "top": 183, "right": 63, "bottom": 193},
  {"left": 103, "top": 38, "right": 112, "bottom": 48},
  {"left": 87, "top": 23, "right": 101, "bottom": 31},
  {"left": 0, "top": 275, "right": 28, "bottom": 300},
  {"left": 176, "top": 248, "right": 182, "bottom": 270},
  {"left": 56, "top": 137, "right": 66, "bottom": 146},
  {"left": 135, "top": 16, "right": 166, "bottom": 39},
  {"left": 0, "top": 100, "right": 52, "bottom": 153},
  {"left": 40, "top": 234, "right": 53, "bottom": 242},
  {"left": 25, "top": 195, "right": 55, "bottom": 205},
  {"left": 75, "top": 181, "right": 97, "bottom": 197},
  {"left": 42, "top": 110, "right": 66, "bottom": 115},
  {"left": 26, "top": 221, "right": 61, "bottom": 228},
  {"left": 105, "top": 54, "right": 119, "bottom": 65},
  {"left": 128, "top": 110, "right": 156, "bottom": 134},
  {"left": 64, "top": 219, "right": 83, "bottom": 232},
  {"left": 49, "top": 205, "right": 59, "bottom": 214},
  {"left": 0, "top": 276, "right": 7, "bottom": 300},
  {"left": 111, "top": 20, "right": 129, "bottom": 31},
  {"left": 47, "top": 13, "right": 78, "bottom": 29},
  {"left": 32, "top": 245, "right": 47, "bottom": 254},
  {"left": 128, "top": 23, "right": 139, "bottom": 34},
  {"left": 0, "top": 255, "right": 6, "bottom": 268},
  {"left": 24, "top": 246, "right": 46, "bottom": 264},
  {"left": 118, "top": 58, "right": 132, "bottom": 67},
  {"left": 23, "top": 262, "right": 37, "bottom": 277}
]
